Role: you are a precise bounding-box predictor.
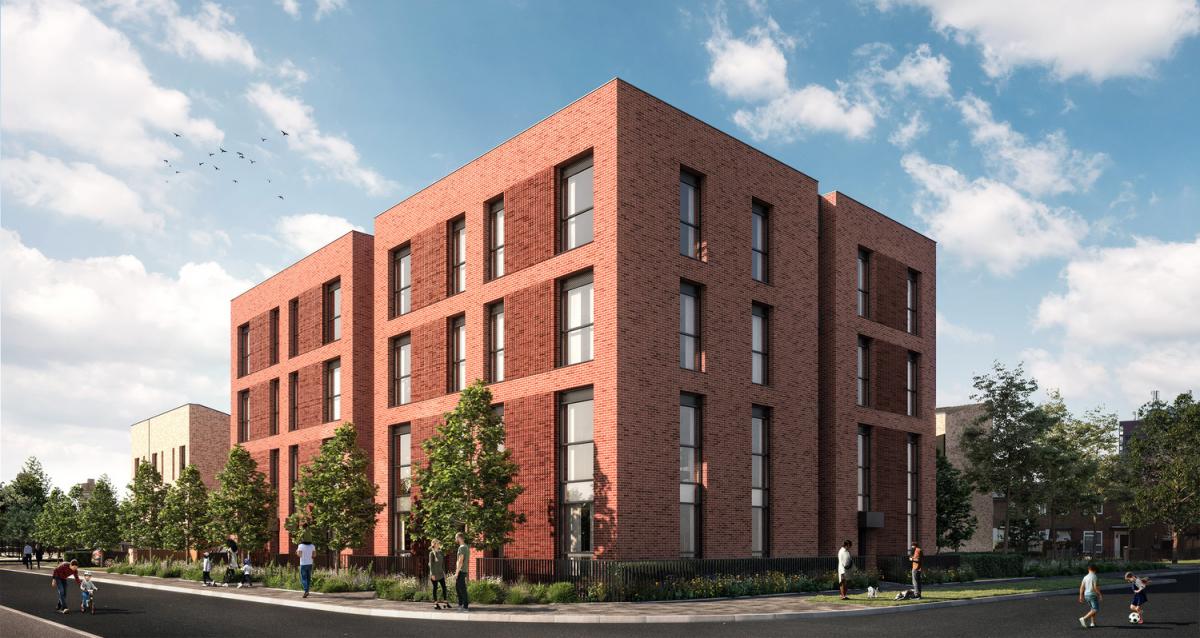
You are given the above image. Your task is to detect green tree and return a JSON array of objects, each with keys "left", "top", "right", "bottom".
[
  {"left": 1121, "top": 392, "right": 1200, "bottom": 563},
  {"left": 122, "top": 461, "right": 167, "bottom": 550},
  {"left": 79, "top": 476, "right": 122, "bottom": 550},
  {"left": 1, "top": 458, "right": 50, "bottom": 543},
  {"left": 285, "top": 423, "right": 384, "bottom": 565},
  {"left": 935, "top": 452, "right": 978, "bottom": 551},
  {"left": 412, "top": 381, "right": 524, "bottom": 550},
  {"left": 161, "top": 465, "right": 212, "bottom": 554},
  {"left": 1004, "top": 507, "right": 1044, "bottom": 552},
  {"left": 961, "top": 362, "right": 1052, "bottom": 552},
  {"left": 208, "top": 446, "right": 274, "bottom": 553},
  {"left": 35, "top": 488, "right": 80, "bottom": 550}
]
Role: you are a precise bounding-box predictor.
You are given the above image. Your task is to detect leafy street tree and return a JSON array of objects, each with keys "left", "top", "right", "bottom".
[
  {"left": 35, "top": 488, "right": 80, "bottom": 550},
  {"left": 412, "top": 380, "right": 525, "bottom": 550},
  {"left": 79, "top": 476, "right": 122, "bottom": 550},
  {"left": 122, "top": 461, "right": 167, "bottom": 550},
  {"left": 1003, "top": 507, "right": 1044, "bottom": 552},
  {"left": 208, "top": 446, "right": 274, "bottom": 553},
  {"left": 1120, "top": 392, "right": 1200, "bottom": 563},
  {"left": 162, "top": 465, "right": 212, "bottom": 555},
  {"left": 285, "top": 423, "right": 384, "bottom": 565},
  {"left": 935, "top": 452, "right": 978, "bottom": 551},
  {"left": 961, "top": 362, "right": 1052, "bottom": 552},
  {"left": 2, "top": 457, "right": 50, "bottom": 543}
]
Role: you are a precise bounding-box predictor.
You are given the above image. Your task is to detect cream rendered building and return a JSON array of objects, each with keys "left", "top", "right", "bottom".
[
  {"left": 130, "top": 403, "right": 229, "bottom": 489},
  {"left": 935, "top": 403, "right": 996, "bottom": 553}
]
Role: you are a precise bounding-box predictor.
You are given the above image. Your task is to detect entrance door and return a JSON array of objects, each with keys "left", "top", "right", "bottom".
[{"left": 1114, "top": 532, "right": 1129, "bottom": 559}]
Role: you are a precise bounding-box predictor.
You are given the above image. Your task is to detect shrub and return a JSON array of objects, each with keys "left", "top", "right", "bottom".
[
  {"left": 468, "top": 578, "right": 505, "bottom": 605},
  {"left": 547, "top": 581, "right": 577, "bottom": 603},
  {"left": 958, "top": 552, "right": 1024, "bottom": 578},
  {"left": 529, "top": 583, "right": 550, "bottom": 603},
  {"left": 375, "top": 576, "right": 423, "bottom": 601},
  {"left": 505, "top": 582, "right": 536, "bottom": 604}
]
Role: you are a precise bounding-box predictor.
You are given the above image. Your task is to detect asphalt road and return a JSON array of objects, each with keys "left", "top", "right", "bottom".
[{"left": 1, "top": 568, "right": 1197, "bottom": 637}]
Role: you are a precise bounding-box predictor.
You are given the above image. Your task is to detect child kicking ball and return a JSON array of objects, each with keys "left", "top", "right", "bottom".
[{"left": 1125, "top": 572, "right": 1150, "bottom": 624}]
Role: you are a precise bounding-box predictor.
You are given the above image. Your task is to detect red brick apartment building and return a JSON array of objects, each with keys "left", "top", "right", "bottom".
[{"left": 232, "top": 79, "right": 935, "bottom": 561}]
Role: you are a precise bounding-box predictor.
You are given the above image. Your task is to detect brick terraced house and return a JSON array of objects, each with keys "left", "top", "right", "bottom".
[{"left": 231, "top": 79, "right": 936, "bottom": 561}]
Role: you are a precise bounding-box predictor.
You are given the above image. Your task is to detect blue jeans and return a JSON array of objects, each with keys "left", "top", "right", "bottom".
[
  {"left": 300, "top": 564, "right": 313, "bottom": 593},
  {"left": 55, "top": 578, "right": 68, "bottom": 610},
  {"left": 81, "top": 590, "right": 92, "bottom": 609}
]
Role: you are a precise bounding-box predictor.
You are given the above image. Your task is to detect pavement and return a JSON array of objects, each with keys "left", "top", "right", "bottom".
[{"left": 2, "top": 567, "right": 1197, "bottom": 637}]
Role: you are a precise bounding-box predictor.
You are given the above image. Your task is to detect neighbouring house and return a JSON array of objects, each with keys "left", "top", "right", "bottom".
[{"left": 130, "top": 403, "right": 229, "bottom": 489}]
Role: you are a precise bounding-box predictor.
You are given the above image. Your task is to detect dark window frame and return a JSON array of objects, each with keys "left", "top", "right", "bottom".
[
  {"left": 488, "top": 301, "right": 505, "bottom": 383},
  {"left": 560, "top": 271, "right": 595, "bottom": 367},
  {"left": 323, "top": 358, "right": 341, "bottom": 423},
  {"left": 269, "top": 307, "right": 280, "bottom": 365},
  {"left": 324, "top": 278, "right": 342, "bottom": 343},
  {"left": 449, "top": 216, "right": 467, "bottom": 295},
  {"left": 488, "top": 198, "right": 505, "bottom": 280},
  {"left": 269, "top": 377, "right": 279, "bottom": 436},
  {"left": 752, "top": 303, "right": 770, "bottom": 385},
  {"left": 752, "top": 201, "right": 770, "bottom": 283},
  {"left": 907, "top": 351, "right": 919, "bottom": 417},
  {"left": 288, "top": 371, "right": 298, "bottom": 431},
  {"left": 906, "top": 269, "right": 919, "bottom": 334},
  {"left": 680, "top": 170, "right": 701, "bottom": 259},
  {"left": 390, "top": 334, "right": 411, "bottom": 406},
  {"left": 179, "top": 445, "right": 186, "bottom": 472},
  {"left": 857, "top": 336, "right": 871, "bottom": 407},
  {"left": 858, "top": 425, "right": 871, "bottom": 512},
  {"left": 448, "top": 315, "right": 466, "bottom": 392},
  {"left": 680, "top": 393, "right": 702, "bottom": 558},
  {"left": 237, "top": 390, "right": 249, "bottom": 443},
  {"left": 237, "top": 323, "right": 250, "bottom": 377},
  {"left": 560, "top": 155, "right": 595, "bottom": 252},
  {"left": 288, "top": 298, "right": 299, "bottom": 357},
  {"left": 288, "top": 445, "right": 298, "bottom": 517},
  {"left": 857, "top": 248, "right": 870, "bottom": 318},
  {"left": 680, "top": 282, "right": 701, "bottom": 371},
  {"left": 391, "top": 244, "right": 412, "bottom": 317},
  {"left": 559, "top": 386, "right": 595, "bottom": 559},
  {"left": 752, "top": 405, "right": 770, "bottom": 557},
  {"left": 907, "top": 433, "right": 918, "bottom": 547},
  {"left": 391, "top": 424, "right": 412, "bottom": 554},
  {"left": 269, "top": 448, "right": 279, "bottom": 520}
]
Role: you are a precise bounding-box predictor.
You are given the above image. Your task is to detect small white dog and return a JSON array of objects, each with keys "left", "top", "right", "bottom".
[{"left": 866, "top": 586, "right": 878, "bottom": 599}]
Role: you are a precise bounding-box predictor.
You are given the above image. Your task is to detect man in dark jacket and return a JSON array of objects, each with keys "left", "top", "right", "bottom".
[{"left": 51, "top": 560, "right": 80, "bottom": 613}]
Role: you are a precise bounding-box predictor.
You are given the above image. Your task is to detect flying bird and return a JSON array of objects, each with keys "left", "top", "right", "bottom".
[
  {"left": 214, "top": 165, "right": 220, "bottom": 171},
  {"left": 175, "top": 170, "right": 181, "bottom": 174},
  {"left": 249, "top": 159, "right": 256, "bottom": 164},
  {"left": 173, "top": 132, "right": 181, "bottom": 137},
  {"left": 277, "top": 195, "right": 284, "bottom": 200},
  {"left": 267, "top": 178, "right": 272, "bottom": 183},
  {"left": 199, "top": 162, "right": 205, "bottom": 166},
  {"left": 260, "top": 137, "right": 268, "bottom": 142},
  {"left": 219, "top": 147, "right": 227, "bottom": 153},
  {"left": 280, "top": 130, "right": 289, "bottom": 136},
  {"left": 232, "top": 179, "right": 239, "bottom": 184},
  {"left": 208, "top": 152, "right": 215, "bottom": 157},
  {"left": 162, "top": 159, "right": 169, "bottom": 164}
]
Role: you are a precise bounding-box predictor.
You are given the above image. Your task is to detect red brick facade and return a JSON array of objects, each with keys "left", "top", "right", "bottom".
[{"left": 230, "top": 80, "right": 935, "bottom": 561}]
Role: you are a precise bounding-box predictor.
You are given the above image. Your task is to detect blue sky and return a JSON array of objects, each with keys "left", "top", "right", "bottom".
[{"left": 2, "top": 0, "right": 1198, "bottom": 490}]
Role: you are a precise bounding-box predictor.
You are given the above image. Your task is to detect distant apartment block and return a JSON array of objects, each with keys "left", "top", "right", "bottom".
[
  {"left": 935, "top": 403, "right": 995, "bottom": 553},
  {"left": 231, "top": 79, "right": 936, "bottom": 560},
  {"left": 130, "top": 403, "right": 229, "bottom": 489}
]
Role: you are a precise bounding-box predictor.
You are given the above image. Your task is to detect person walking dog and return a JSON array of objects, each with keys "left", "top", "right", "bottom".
[
  {"left": 837, "top": 539, "right": 854, "bottom": 600},
  {"left": 428, "top": 539, "right": 448, "bottom": 609},
  {"left": 51, "top": 559, "right": 80, "bottom": 614},
  {"left": 454, "top": 533, "right": 470, "bottom": 611},
  {"left": 909, "top": 540, "right": 923, "bottom": 599}
]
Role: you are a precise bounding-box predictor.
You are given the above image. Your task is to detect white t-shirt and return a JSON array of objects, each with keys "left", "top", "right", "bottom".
[
  {"left": 297, "top": 543, "right": 316, "bottom": 566},
  {"left": 837, "top": 547, "right": 852, "bottom": 575},
  {"left": 1082, "top": 572, "right": 1099, "bottom": 595},
  {"left": 23, "top": 545, "right": 32, "bottom": 555},
  {"left": 203, "top": 556, "right": 212, "bottom": 571},
  {"left": 1132, "top": 577, "right": 1148, "bottom": 592},
  {"left": 243, "top": 563, "right": 252, "bottom": 574}
]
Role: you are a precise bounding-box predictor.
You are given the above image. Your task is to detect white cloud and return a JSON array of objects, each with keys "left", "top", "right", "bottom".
[
  {"left": 277, "top": 59, "right": 309, "bottom": 84},
  {"left": 1, "top": 151, "right": 164, "bottom": 231},
  {"left": 705, "top": 11, "right": 790, "bottom": 101},
  {"left": 1036, "top": 235, "right": 1200, "bottom": 346},
  {"left": 958, "top": 94, "right": 1107, "bottom": 197},
  {"left": 275, "top": 213, "right": 363, "bottom": 253},
  {"left": 1021, "top": 347, "right": 1110, "bottom": 402},
  {"left": 166, "top": 1, "right": 260, "bottom": 69},
  {"left": 315, "top": 0, "right": 347, "bottom": 20},
  {"left": 937, "top": 311, "right": 994, "bottom": 343},
  {"left": 276, "top": 0, "right": 300, "bottom": 18},
  {"left": 0, "top": 229, "right": 251, "bottom": 490},
  {"left": 245, "top": 83, "right": 398, "bottom": 196},
  {"left": 189, "top": 228, "right": 232, "bottom": 249},
  {"left": 878, "top": 0, "right": 1200, "bottom": 81},
  {"left": 902, "top": 153, "right": 1087, "bottom": 275},
  {"left": 733, "top": 85, "right": 876, "bottom": 141},
  {"left": 1118, "top": 342, "right": 1200, "bottom": 406},
  {"left": 875, "top": 43, "right": 952, "bottom": 98},
  {"left": 1, "top": 0, "right": 223, "bottom": 169},
  {"left": 889, "top": 111, "right": 929, "bottom": 147}
]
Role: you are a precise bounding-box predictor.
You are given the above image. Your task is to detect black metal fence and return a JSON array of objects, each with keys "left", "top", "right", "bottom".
[{"left": 877, "top": 553, "right": 961, "bottom": 582}]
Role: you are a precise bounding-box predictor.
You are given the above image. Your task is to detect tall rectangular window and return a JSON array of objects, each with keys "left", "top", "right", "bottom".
[
  {"left": 906, "top": 269, "right": 919, "bottom": 334},
  {"left": 269, "top": 307, "right": 280, "bottom": 365},
  {"left": 857, "top": 336, "right": 871, "bottom": 407},
  {"left": 907, "top": 434, "right": 918, "bottom": 548},
  {"left": 561, "top": 387, "right": 594, "bottom": 558},
  {"left": 752, "top": 304, "right": 769, "bottom": 385},
  {"left": 179, "top": 445, "right": 186, "bottom": 471},
  {"left": 752, "top": 406, "right": 770, "bottom": 557},
  {"left": 450, "top": 217, "right": 466, "bottom": 294},
  {"left": 237, "top": 323, "right": 249, "bottom": 377},
  {"left": 269, "top": 448, "right": 279, "bottom": 517},
  {"left": 489, "top": 199, "right": 505, "bottom": 279},
  {"left": 288, "top": 298, "right": 298, "bottom": 358},
  {"left": 680, "top": 171, "right": 700, "bottom": 258},
  {"left": 449, "top": 315, "right": 466, "bottom": 392},
  {"left": 324, "top": 279, "right": 341, "bottom": 343},
  {"left": 489, "top": 302, "right": 505, "bottom": 383},
  {"left": 752, "top": 202, "right": 769, "bottom": 282},
  {"left": 392, "top": 425, "right": 412, "bottom": 554},
  {"left": 391, "top": 246, "right": 411, "bottom": 316},
  {"left": 288, "top": 445, "right": 298, "bottom": 517},
  {"left": 680, "top": 282, "right": 700, "bottom": 370},
  {"left": 561, "top": 156, "right": 594, "bottom": 251},
  {"left": 857, "top": 248, "right": 870, "bottom": 318},
  {"left": 288, "top": 371, "right": 298, "bottom": 431},
  {"left": 907, "top": 352, "right": 919, "bottom": 417},
  {"left": 171, "top": 448, "right": 176, "bottom": 481},
  {"left": 269, "top": 378, "right": 279, "bottom": 436},
  {"left": 324, "top": 359, "right": 341, "bottom": 422},
  {"left": 237, "top": 390, "right": 249, "bottom": 443},
  {"left": 857, "top": 425, "right": 871, "bottom": 512},
  {"left": 680, "top": 394, "right": 701, "bottom": 558},
  {"left": 390, "top": 335, "right": 411, "bottom": 406},
  {"left": 561, "top": 272, "right": 594, "bottom": 366}
]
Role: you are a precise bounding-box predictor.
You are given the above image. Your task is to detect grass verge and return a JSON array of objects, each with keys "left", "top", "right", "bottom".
[{"left": 811, "top": 576, "right": 1122, "bottom": 607}]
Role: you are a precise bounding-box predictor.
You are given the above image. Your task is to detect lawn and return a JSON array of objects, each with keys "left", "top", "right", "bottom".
[{"left": 812, "top": 577, "right": 1122, "bottom": 607}]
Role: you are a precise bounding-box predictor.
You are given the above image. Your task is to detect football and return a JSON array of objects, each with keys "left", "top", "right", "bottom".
[{"left": 1129, "top": 612, "right": 1141, "bottom": 624}]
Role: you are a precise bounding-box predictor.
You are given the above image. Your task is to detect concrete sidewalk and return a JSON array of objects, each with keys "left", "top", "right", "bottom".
[{"left": 3, "top": 566, "right": 1189, "bottom": 624}]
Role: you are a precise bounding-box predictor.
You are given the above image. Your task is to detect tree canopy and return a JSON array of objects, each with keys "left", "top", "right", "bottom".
[
  {"left": 35, "top": 488, "right": 80, "bottom": 549},
  {"left": 207, "top": 446, "right": 274, "bottom": 552},
  {"left": 2, "top": 457, "right": 50, "bottom": 542},
  {"left": 79, "top": 476, "right": 122, "bottom": 550},
  {"left": 122, "top": 461, "right": 167, "bottom": 549},
  {"left": 162, "top": 465, "right": 212, "bottom": 553},
  {"left": 935, "top": 452, "right": 977, "bottom": 551}
]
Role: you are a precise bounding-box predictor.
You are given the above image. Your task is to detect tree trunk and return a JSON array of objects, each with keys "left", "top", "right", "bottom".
[{"left": 1171, "top": 528, "right": 1180, "bottom": 564}]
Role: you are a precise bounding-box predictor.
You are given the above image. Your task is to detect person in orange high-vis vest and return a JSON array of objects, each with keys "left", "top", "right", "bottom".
[{"left": 910, "top": 541, "right": 923, "bottom": 599}]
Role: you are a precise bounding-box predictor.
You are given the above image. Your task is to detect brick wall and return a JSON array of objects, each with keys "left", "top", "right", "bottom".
[
  {"left": 408, "top": 319, "right": 446, "bottom": 403},
  {"left": 873, "top": 339, "right": 910, "bottom": 416},
  {"left": 504, "top": 168, "right": 558, "bottom": 275},
  {"left": 410, "top": 224, "right": 447, "bottom": 312},
  {"left": 504, "top": 280, "right": 556, "bottom": 380}
]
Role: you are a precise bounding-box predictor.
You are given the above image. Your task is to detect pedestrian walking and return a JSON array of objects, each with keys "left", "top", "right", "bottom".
[
  {"left": 1125, "top": 572, "right": 1151, "bottom": 624},
  {"left": 296, "top": 538, "right": 316, "bottom": 599},
  {"left": 1078, "top": 563, "right": 1102, "bottom": 628},
  {"left": 201, "top": 552, "right": 214, "bottom": 587},
  {"left": 837, "top": 539, "right": 853, "bottom": 600},
  {"left": 428, "top": 539, "right": 448, "bottom": 610},
  {"left": 238, "top": 557, "right": 253, "bottom": 588},
  {"left": 224, "top": 535, "right": 239, "bottom": 567},
  {"left": 22, "top": 543, "right": 33, "bottom": 569},
  {"left": 35, "top": 544, "right": 44, "bottom": 568},
  {"left": 51, "top": 559, "right": 80, "bottom": 614},
  {"left": 909, "top": 540, "right": 923, "bottom": 599},
  {"left": 454, "top": 532, "right": 470, "bottom": 611}
]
